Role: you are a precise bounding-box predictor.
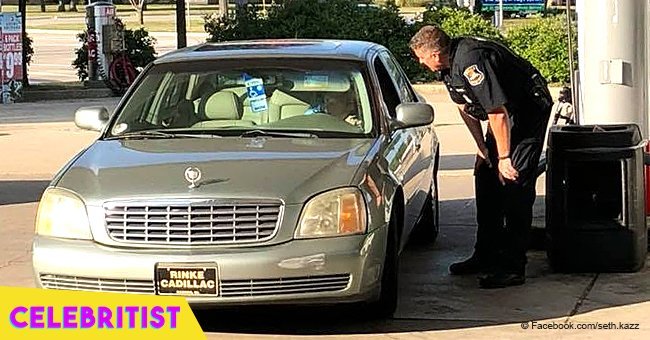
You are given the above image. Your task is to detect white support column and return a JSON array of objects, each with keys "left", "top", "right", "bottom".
[{"left": 577, "top": 0, "right": 647, "bottom": 137}]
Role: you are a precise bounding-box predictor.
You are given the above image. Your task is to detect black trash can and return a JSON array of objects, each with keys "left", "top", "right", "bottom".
[{"left": 546, "top": 124, "right": 647, "bottom": 272}]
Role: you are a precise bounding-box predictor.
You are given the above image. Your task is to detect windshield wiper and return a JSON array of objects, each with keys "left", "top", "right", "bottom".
[
  {"left": 106, "top": 129, "right": 222, "bottom": 140},
  {"left": 239, "top": 129, "right": 318, "bottom": 139}
]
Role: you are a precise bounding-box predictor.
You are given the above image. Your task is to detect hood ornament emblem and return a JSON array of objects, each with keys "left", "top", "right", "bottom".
[{"left": 184, "top": 167, "right": 202, "bottom": 189}]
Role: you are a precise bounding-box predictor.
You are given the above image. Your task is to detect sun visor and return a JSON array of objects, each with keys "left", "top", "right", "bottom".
[{"left": 288, "top": 72, "right": 351, "bottom": 92}]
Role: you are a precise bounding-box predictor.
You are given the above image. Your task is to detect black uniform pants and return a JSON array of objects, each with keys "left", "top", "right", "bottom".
[{"left": 473, "top": 107, "right": 550, "bottom": 274}]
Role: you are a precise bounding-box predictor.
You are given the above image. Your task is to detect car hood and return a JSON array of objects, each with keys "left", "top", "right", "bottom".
[{"left": 56, "top": 137, "right": 377, "bottom": 205}]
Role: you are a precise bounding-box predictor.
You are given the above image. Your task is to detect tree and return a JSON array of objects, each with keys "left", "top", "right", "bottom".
[
  {"left": 176, "top": 0, "right": 186, "bottom": 48},
  {"left": 130, "top": 0, "right": 148, "bottom": 25}
]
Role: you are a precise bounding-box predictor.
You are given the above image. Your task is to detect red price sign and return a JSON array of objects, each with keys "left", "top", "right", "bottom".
[
  {"left": 98, "top": 7, "right": 115, "bottom": 17},
  {"left": 2, "top": 33, "right": 22, "bottom": 81},
  {"left": 87, "top": 30, "right": 98, "bottom": 62},
  {"left": 4, "top": 51, "right": 23, "bottom": 80}
]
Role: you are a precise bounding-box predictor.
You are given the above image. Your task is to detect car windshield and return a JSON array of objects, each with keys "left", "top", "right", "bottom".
[{"left": 108, "top": 59, "right": 374, "bottom": 138}]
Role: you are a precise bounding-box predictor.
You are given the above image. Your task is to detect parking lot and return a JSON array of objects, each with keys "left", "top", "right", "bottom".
[{"left": 1, "top": 89, "right": 649, "bottom": 338}]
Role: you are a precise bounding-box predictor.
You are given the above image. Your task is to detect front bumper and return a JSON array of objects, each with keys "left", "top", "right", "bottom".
[{"left": 32, "top": 226, "right": 387, "bottom": 306}]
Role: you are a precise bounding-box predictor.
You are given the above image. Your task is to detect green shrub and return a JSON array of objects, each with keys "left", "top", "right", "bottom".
[
  {"left": 23, "top": 33, "right": 34, "bottom": 67},
  {"left": 203, "top": 4, "right": 266, "bottom": 42},
  {"left": 203, "top": 1, "right": 574, "bottom": 85},
  {"left": 205, "top": 0, "right": 418, "bottom": 79},
  {"left": 505, "top": 15, "right": 576, "bottom": 83},
  {"left": 122, "top": 26, "right": 157, "bottom": 71},
  {"left": 72, "top": 30, "right": 90, "bottom": 81},
  {"left": 376, "top": 0, "right": 434, "bottom": 6},
  {"left": 421, "top": 0, "right": 458, "bottom": 9},
  {"left": 72, "top": 19, "right": 157, "bottom": 82},
  {"left": 17, "top": 32, "right": 35, "bottom": 86},
  {"left": 420, "top": 6, "right": 504, "bottom": 42}
]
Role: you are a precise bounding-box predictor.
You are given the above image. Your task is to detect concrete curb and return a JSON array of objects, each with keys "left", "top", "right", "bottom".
[{"left": 22, "top": 88, "right": 117, "bottom": 103}]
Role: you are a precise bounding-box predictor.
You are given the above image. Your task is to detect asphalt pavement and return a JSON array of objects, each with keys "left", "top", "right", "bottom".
[{"left": 0, "top": 97, "right": 121, "bottom": 124}]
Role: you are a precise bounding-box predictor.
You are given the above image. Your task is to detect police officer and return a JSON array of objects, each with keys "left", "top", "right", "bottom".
[{"left": 410, "top": 25, "right": 552, "bottom": 288}]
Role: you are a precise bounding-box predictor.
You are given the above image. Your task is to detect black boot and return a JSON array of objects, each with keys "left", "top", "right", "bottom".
[
  {"left": 478, "top": 272, "right": 525, "bottom": 289},
  {"left": 449, "top": 254, "right": 491, "bottom": 275}
]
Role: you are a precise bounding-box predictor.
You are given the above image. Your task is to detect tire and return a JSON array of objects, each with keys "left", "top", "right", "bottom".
[
  {"left": 368, "top": 211, "right": 399, "bottom": 318},
  {"left": 413, "top": 161, "right": 440, "bottom": 244}
]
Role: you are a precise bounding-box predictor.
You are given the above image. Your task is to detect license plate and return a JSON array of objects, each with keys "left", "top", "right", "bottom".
[{"left": 155, "top": 263, "right": 218, "bottom": 296}]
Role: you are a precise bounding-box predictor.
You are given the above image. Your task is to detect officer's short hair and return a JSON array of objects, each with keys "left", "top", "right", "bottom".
[{"left": 410, "top": 25, "right": 451, "bottom": 54}]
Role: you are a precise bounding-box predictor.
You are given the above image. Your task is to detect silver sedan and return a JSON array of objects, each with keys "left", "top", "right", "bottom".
[{"left": 32, "top": 39, "right": 440, "bottom": 317}]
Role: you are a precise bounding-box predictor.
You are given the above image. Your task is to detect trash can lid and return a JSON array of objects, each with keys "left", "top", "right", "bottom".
[{"left": 549, "top": 124, "right": 642, "bottom": 149}]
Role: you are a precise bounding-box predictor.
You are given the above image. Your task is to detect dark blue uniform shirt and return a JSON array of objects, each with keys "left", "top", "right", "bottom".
[{"left": 442, "top": 37, "right": 552, "bottom": 140}]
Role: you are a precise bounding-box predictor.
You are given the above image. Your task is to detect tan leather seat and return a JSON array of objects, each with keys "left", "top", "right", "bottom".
[
  {"left": 192, "top": 91, "right": 254, "bottom": 128},
  {"left": 266, "top": 90, "right": 310, "bottom": 123},
  {"left": 221, "top": 87, "right": 266, "bottom": 124}
]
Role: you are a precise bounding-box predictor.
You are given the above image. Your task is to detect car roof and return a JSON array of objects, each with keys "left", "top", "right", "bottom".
[{"left": 154, "top": 39, "right": 383, "bottom": 64}]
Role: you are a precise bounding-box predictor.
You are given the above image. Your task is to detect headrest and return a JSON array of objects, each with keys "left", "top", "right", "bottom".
[
  {"left": 204, "top": 91, "right": 242, "bottom": 120},
  {"left": 269, "top": 90, "right": 310, "bottom": 106}
]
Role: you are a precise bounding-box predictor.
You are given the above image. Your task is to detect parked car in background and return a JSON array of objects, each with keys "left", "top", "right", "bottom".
[{"left": 32, "top": 39, "right": 440, "bottom": 317}]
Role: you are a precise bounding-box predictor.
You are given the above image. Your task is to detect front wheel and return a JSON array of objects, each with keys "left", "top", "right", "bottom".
[
  {"left": 412, "top": 175, "right": 440, "bottom": 244},
  {"left": 367, "top": 211, "right": 399, "bottom": 318}
]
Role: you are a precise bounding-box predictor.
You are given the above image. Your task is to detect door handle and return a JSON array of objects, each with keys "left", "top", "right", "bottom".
[{"left": 415, "top": 143, "right": 421, "bottom": 151}]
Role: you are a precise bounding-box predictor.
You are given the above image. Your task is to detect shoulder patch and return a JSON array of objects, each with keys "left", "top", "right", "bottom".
[{"left": 463, "top": 64, "right": 485, "bottom": 86}]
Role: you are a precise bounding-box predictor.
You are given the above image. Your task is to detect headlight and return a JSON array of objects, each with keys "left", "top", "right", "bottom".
[
  {"left": 35, "top": 188, "right": 92, "bottom": 240},
  {"left": 295, "top": 188, "right": 367, "bottom": 238}
]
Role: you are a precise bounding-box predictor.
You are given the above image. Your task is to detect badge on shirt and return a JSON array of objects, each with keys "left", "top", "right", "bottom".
[{"left": 463, "top": 64, "right": 485, "bottom": 86}]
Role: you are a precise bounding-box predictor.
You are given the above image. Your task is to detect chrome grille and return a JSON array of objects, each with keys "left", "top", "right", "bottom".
[
  {"left": 40, "top": 273, "right": 351, "bottom": 298},
  {"left": 40, "top": 274, "right": 155, "bottom": 294},
  {"left": 220, "top": 274, "right": 351, "bottom": 297},
  {"left": 104, "top": 200, "right": 282, "bottom": 245}
]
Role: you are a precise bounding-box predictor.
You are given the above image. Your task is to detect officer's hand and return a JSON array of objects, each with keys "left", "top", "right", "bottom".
[
  {"left": 477, "top": 148, "right": 487, "bottom": 160},
  {"left": 498, "top": 157, "right": 518, "bottom": 184}
]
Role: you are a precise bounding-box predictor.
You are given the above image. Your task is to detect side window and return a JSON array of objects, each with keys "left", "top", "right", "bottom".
[
  {"left": 144, "top": 73, "right": 190, "bottom": 124},
  {"left": 373, "top": 56, "right": 402, "bottom": 118},
  {"left": 379, "top": 52, "right": 416, "bottom": 103},
  {"left": 161, "top": 76, "right": 186, "bottom": 109},
  {"left": 144, "top": 72, "right": 173, "bottom": 123}
]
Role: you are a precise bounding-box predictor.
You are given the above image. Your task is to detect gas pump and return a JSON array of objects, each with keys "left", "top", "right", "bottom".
[{"left": 85, "top": 0, "right": 116, "bottom": 82}]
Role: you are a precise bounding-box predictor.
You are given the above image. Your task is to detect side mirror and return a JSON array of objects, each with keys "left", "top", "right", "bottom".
[
  {"left": 393, "top": 103, "right": 434, "bottom": 129},
  {"left": 74, "top": 106, "right": 110, "bottom": 132}
]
